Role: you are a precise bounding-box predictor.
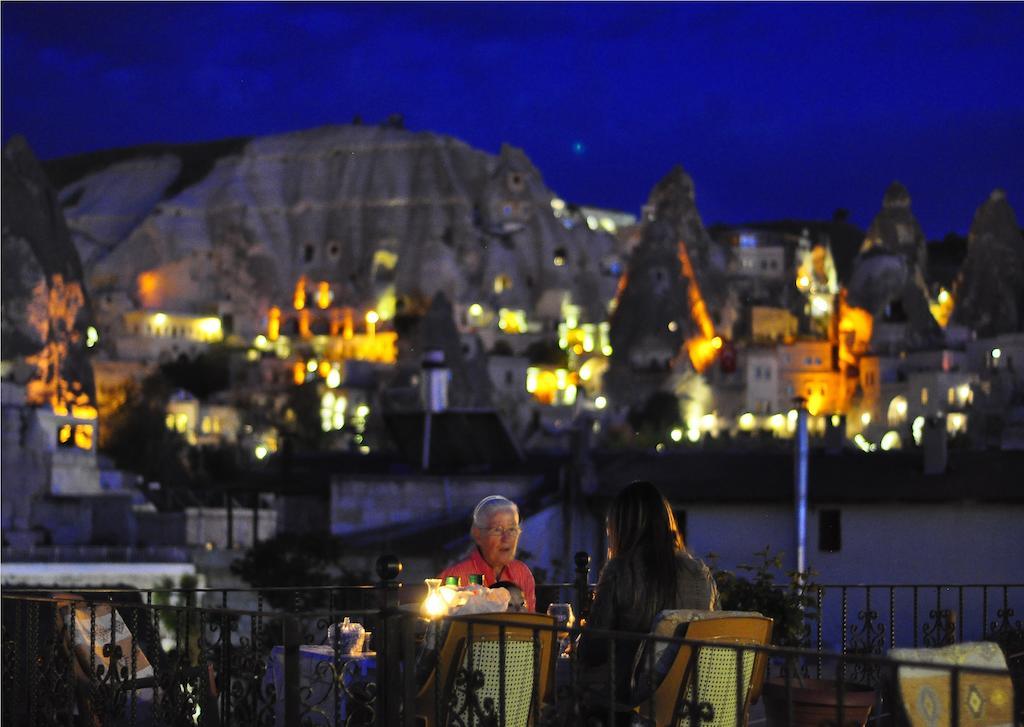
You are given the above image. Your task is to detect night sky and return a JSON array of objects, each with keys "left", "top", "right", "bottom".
[{"left": 3, "top": 3, "right": 1022, "bottom": 239}]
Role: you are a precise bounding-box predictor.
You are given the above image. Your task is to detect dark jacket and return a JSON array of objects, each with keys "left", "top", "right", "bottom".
[{"left": 578, "top": 549, "right": 718, "bottom": 705}]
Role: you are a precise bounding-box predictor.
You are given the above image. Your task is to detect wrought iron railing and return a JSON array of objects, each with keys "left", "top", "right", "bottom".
[{"left": 3, "top": 553, "right": 1021, "bottom": 726}]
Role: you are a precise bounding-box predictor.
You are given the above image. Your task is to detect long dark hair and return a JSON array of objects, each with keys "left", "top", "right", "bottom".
[{"left": 607, "top": 480, "right": 686, "bottom": 619}]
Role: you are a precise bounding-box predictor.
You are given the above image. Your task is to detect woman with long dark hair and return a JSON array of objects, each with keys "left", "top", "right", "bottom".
[{"left": 578, "top": 480, "right": 718, "bottom": 714}]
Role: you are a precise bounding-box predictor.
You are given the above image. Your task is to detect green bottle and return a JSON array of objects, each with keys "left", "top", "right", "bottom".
[
  {"left": 444, "top": 576, "right": 461, "bottom": 587},
  {"left": 468, "top": 573, "right": 484, "bottom": 585}
]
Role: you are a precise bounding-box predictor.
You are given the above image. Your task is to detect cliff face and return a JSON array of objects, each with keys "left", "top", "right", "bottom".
[
  {"left": 847, "top": 181, "right": 942, "bottom": 348},
  {"left": 953, "top": 190, "right": 1024, "bottom": 336},
  {"left": 51, "top": 124, "right": 621, "bottom": 337},
  {"left": 605, "top": 165, "right": 724, "bottom": 407},
  {"left": 2, "top": 136, "right": 95, "bottom": 403}
]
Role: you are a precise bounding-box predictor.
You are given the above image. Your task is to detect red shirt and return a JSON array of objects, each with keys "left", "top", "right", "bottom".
[{"left": 439, "top": 546, "right": 537, "bottom": 612}]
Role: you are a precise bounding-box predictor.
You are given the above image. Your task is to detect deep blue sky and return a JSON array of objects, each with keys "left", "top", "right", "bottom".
[{"left": 3, "top": 3, "right": 1023, "bottom": 239}]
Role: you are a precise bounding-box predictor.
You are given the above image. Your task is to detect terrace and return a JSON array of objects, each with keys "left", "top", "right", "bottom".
[{"left": 3, "top": 553, "right": 1021, "bottom": 727}]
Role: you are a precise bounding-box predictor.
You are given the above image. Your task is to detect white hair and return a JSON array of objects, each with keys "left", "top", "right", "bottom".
[{"left": 471, "top": 495, "right": 520, "bottom": 529}]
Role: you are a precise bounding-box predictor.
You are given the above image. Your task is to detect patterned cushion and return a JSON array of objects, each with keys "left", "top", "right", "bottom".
[
  {"left": 890, "top": 642, "right": 1013, "bottom": 727},
  {"left": 633, "top": 610, "right": 762, "bottom": 702},
  {"left": 447, "top": 640, "right": 536, "bottom": 727}
]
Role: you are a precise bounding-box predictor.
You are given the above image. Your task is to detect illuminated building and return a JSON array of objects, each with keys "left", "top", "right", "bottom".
[{"left": 120, "top": 310, "right": 224, "bottom": 362}]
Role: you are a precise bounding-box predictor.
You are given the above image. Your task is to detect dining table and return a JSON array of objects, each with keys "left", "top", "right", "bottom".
[{"left": 265, "top": 644, "right": 376, "bottom": 726}]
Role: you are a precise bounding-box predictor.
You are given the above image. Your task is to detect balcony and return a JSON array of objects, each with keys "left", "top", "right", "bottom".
[{"left": 3, "top": 554, "right": 1021, "bottom": 726}]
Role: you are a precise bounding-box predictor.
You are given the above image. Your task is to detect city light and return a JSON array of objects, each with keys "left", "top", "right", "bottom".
[
  {"left": 670, "top": 428, "right": 683, "bottom": 442},
  {"left": 468, "top": 303, "right": 483, "bottom": 317},
  {"left": 880, "top": 430, "right": 901, "bottom": 451},
  {"left": 738, "top": 412, "right": 755, "bottom": 431},
  {"left": 861, "top": 412, "right": 871, "bottom": 426},
  {"left": 255, "top": 445, "right": 268, "bottom": 460},
  {"left": 992, "top": 348, "right": 1002, "bottom": 360},
  {"left": 86, "top": 326, "right": 98, "bottom": 348},
  {"left": 153, "top": 312, "right": 167, "bottom": 326},
  {"left": 594, "top": 396, "right": 607, "bottom": 409}
]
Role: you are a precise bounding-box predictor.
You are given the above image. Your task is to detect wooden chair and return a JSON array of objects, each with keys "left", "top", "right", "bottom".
[
  {"left": 415, "top": 611, "right": 556, "bottom": 727},
  {"left": 633, "top": 615, "right": 773, "bottom": 727}
]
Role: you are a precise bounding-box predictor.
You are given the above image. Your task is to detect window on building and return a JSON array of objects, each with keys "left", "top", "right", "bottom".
[
  {"left": 948, "top": 388, "right": 955, "bottom": 405},
  {"left": 921, "top": 388, "right": 929, "bottom": 405},
  {"left": 819, "top": 509, "right": 841, "bottom": 552}
]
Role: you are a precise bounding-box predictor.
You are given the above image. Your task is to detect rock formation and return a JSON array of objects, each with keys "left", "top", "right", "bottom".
[
  {"left": 605, "top": 165, "right": 722, "bottom": 408},
  {"left": 2, "top": 135, "right": 95, "bottom": 403},
  {"left": 847, "top": 181, "right": 942, "bottom": 348},
  {"left": 952, "top": 190, "right": 1024, "bottom": 336},
  {"left": 48, "top": 124, "right": 621, "bottom": 339}
]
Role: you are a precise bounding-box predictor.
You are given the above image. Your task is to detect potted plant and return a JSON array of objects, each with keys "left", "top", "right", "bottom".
[{"left": 710, "top": 547, "right": 875, "bottom": 727}]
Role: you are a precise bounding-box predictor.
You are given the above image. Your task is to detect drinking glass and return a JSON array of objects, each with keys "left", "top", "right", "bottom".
[{"left": 546, "top": 603, "right": 575, "bottom": 657}]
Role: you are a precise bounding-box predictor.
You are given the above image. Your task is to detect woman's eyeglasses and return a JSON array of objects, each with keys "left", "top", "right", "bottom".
[{"left": 483, "top": 526, "right": 522, "bottom": 538}]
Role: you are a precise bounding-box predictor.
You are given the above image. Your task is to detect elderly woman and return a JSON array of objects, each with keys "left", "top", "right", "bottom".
[{"left": 439, "top": 495, "right": 536, "bottom": 612}]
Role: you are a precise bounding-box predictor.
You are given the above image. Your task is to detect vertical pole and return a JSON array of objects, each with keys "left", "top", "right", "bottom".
[
  {"left": 374, "top": 555, "right": 403, "bottom": 727},
  {"left": 283, "top": 614, "right": 300, "bottom": 727},
  {"left": 421, "top": 412, "right": 432, "bottom": 471},
  {"left": 574, "top": 552, "right": 592, "bottom": 621},
  {"left": 252, "top": 491, "right": 259, "bottom": 547},
  {"left": 225, "top": 491, "right": 234, "bottom": 550},
  {"left": 794, "top": 397, "right": 809, "bottom": 580}
]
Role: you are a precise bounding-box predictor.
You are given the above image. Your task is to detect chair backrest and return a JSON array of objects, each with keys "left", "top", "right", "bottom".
[
  {"left": 416, "top": 612, "right": 556, "bottom": 727},
  {"left": 634, "top": 615, "right": 773, "bottom": 727},
  {"left": 890, "top": 641, "right": 1014, "bottom": 727}
]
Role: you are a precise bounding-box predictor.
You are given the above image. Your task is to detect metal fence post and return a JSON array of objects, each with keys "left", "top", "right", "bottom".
[
  {"left": 283, "top": 613, "right": 300, "bottom": 727},
  {"left": 374, "top": 555, "right": 403, "bottom": 727},
  {"left": 574, "top": 551, "right": 592, "bottom": 621}
]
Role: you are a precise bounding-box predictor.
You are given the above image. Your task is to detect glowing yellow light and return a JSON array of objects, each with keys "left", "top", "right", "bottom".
[
  {"left": 573, "top": 344, "right": 584, "bottom": 355},
  {"left": 861, "top": 412, "right": 871, "bottom": 426},
  {"left": 198, "top": 317, "right": 222, "bottom": 338},
  {"left": 711, "top": 336, "right": 723, "bottom": 350},
  {"left": 770, "top": 414, "right": 786, "bottom": 430},
  {"left": 153, "top": 313, "right": 167, "bottom": 327},
  {"left": 498, "top": 319, "right": 508, "bottom": 330},
  {"left": 854, "top": 433, "right": 872, "bottom": 452},
  {"left": 701, "top": 414, "right": 716, "bottom": 430},
  {"left": 307, "top": 359, "right": 318, "bottom": 373},
  {"left": 880, "top": 430, "right": 901, "bottom": 451},
  {"left": 468, "top": 303, "right": 483, "bottom": 317},
  {"left": 293, "top": 278, "right": 306, "bottom": 310},
  {"left": 830, "top": 415, "right": 840, "bottom": 427},
  {"left": 355, "top": 404, "right": 370, "bottom": 418},
  {"left": 166, "top": 414, "right": 175, "bottom": 430},
  {"left": 255, "top": 335, "right": 267, "bottom": 348},
  {"left": 595, "top": 396, "right": 607, "bottom": 410},
  {"left": 326, "top": 368, "right": 341, "bottom": 388},
  {"left": 550, "top": 198, "right": 565, "bottom": 212},
  {"left": 938, "top": 289, "right": 950, "bottom": 304},
  {"left": 86, "top": 326, "right": 98, "bottom": 348},
  {"left": 687, "top": 428, "right": 701, "bottom": 443},
  {"left": 74, "top": 424, "right": 93, "bottom": 449},
  {"left": 422, "top": 579, "right": 447, "bottom": 619},
  {"left": 797, "top": 276, "right": 810, "bottom": 290},
  {"left": 58, "top": 423, "right": 72, "bottom": 443},
  {"left": 739, "top": 413, "right": 755, "bottom": 431},
  {"left": 526, "top": 367, "right": 538, "bottom": 393},
  {"left": 579, "top": 360, "right": 594, "bottom": 381},
  {"left": 255, "top": 445, "right": 268, "bottom": 460},
  {"left": 992, "top": 348, "right": 1002, "bottom": 360},
  {"left": 268, "top": 307, "right": 281, "bottom": 340},
  {"left": 670, "top": 428, "right": 683, "bottom": 442},
  {"left": 175, "top": 413, "right": 188, "bottom": 433},
  {"left": 948, "top": 413, "right": 966, "bottom": 434},
  {"left": 293, "top": 362, "right": 306, "bottom": 385},
  {"left": 366, "top": 310, "right": 379, "bottom": 325},
  {"left": 602, "top": 344, "right": 613, "bottom": 356},
  {"left": 912, "top": 416, "right": 925, "bottom": 445},
  {"left": 316, "top": 281, "right": 331, "bottom": 309},
  {"left": 957, "top": 384, "right": 970, "bottom": 402}
]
